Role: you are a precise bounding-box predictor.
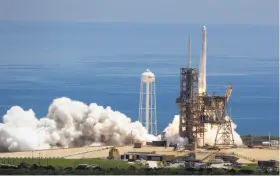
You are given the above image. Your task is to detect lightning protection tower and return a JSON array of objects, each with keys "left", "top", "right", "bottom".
[{"left": 139, "top": 69, "right": 157, "bottom": 135}]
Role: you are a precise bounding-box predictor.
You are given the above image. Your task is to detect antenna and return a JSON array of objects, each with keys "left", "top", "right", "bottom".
[
  {"left": 188, "top": 36, "right": 192, "bottom": 68},
  {"left": 269, "top": 132, "right": 271, "bottom": 147},
  {"left": 131, "top": 130, "right": 133, "bottom": 145}
]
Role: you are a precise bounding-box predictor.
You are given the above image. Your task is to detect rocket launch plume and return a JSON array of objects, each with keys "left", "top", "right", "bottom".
[
  {"left": 199, "top": 26, "right": 207, "bottom": 94},
  {"left": 0, "top": 97, "right": 187, "bottom": 152},
  {"left": 202, "top": 117, "right": 243, "bottom": 146},
  {"left": 0, "top": 97, "right": 242, "bottom": 152},
  {"left": 0, "top": 97, "right": 157, "bottom": 152},
  {"left": 161, "top": 115, "right": 188, "bottom": 146},
  {"left": 162, "top": 115, "right": 243, "bottom": 147}
]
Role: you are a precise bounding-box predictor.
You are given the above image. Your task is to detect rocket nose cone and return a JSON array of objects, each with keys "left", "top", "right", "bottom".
[{"left": 202, "top": 26, "right": 206, "bottom": 31}]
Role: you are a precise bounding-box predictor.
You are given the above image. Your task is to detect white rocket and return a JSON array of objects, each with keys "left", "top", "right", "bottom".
[{"left": 199, "top": 26, "right": 207, "bottom": 94}]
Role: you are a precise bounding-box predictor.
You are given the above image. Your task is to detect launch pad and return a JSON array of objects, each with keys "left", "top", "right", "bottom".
[{"left": 176, "top": 27, "right": 235, "bottom": 147}]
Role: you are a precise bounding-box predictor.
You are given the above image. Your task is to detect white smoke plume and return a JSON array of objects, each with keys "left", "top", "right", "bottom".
[
  {"left": 161, "top": 115, "right": 188, "bottom": 146},
  {"left": 0, "top": 97, "right": 242, "bottom": 152},
  {"left": 0, "top": 97, "right": 157, "bottom": 152},
  {"left": 202, "top": 116, "right": 243, "bottom": 146},
  {"left": 161, "top": 115, "right": 243, "bottom": 147}
]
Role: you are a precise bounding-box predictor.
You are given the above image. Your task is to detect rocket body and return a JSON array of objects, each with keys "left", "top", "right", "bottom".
[{"left": 199, "top": 26, "right": 207, "bottom": 94}]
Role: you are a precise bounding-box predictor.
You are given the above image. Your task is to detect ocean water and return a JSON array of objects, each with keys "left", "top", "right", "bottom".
[{"left": 0, "top": 21, "right": 278, "bottom": 136}]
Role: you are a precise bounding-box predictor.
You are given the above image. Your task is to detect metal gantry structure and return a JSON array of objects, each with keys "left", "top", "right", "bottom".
[
  {"left": 214, "top": 117, "right": 235, "bottom": 146},
  {"left": 214, "top": 86, "right": 235, "bottom": 146},
  {"left": 176, "top": 34, "right": 235, "bottom": 147},
  {"left": 176, "top": 67, "right": 202, "bottom": 144},
  {"left": 176, "top": 67, "right": 235, "bottom": 146}
]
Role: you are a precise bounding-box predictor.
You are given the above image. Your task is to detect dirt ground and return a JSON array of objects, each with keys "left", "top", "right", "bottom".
[
  {"left": 220, "top": 148, "right": 279, "bottom": 161},
  {"left": 0, "top": 146, "right": 278, "bottom": 163},
  {"left": 0, "top": 146, "right": 186, "bottom": 159}
]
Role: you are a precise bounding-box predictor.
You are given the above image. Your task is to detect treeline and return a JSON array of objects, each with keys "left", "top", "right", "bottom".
[{"left": 0, "top": 164, "right": 278, "bottom": 175}]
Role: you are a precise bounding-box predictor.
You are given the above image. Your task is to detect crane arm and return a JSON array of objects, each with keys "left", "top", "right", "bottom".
[{"left": 225, "top": 85, "right": 233, "bottom": 102}]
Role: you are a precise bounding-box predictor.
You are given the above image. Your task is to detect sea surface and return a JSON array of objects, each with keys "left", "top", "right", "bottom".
[{"left": 0, "top": 21, "right": 278, "bottom": 136}]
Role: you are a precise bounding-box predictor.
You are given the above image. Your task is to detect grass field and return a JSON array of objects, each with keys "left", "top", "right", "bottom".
[
  {"left": 0, "top": 157, "right": 143, "bottom": 169},
  {"left": 241, "top": 163, "right": 258, "bottom": 170}
]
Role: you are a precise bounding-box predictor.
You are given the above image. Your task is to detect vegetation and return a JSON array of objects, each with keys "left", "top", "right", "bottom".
[
  {"left": 0, "top": 157, "right": 279, "bottom": 175},
  {"left": 0, "top": 157, "right": 143, "bottom": 169},
  {"left": 0, "top": 166, "right": 278, "bottom": 175},
  {"left": 240, "top": 163, "right": 258, "bottom": 170}
]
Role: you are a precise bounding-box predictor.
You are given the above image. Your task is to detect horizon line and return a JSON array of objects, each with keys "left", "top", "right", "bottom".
[{"left": 0, "top": 19, "right": 277, "bottom": 26}]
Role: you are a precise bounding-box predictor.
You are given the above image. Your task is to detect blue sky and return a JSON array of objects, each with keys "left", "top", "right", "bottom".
[{"left": 0, "top": 0, "right": 278, "bottom": 25}]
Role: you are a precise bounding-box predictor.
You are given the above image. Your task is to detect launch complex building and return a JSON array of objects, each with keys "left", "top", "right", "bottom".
[{"left": 176, "top": 26, "right": 235, "bottom": 147}]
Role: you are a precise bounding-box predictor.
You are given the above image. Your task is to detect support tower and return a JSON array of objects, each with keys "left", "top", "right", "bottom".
[{"left": 176, "top": 36, "right": 205, "bottom": 144}]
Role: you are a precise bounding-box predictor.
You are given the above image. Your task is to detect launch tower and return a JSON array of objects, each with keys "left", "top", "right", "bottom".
[
  {"left": 139, "top": 69, "right": 157, "bottom": 135},
  {"left": 176, "top": 36, "right": 204, "bottom": 144},
  {"left": 176, "top": 26, "right": 235, "bottom": 147}
]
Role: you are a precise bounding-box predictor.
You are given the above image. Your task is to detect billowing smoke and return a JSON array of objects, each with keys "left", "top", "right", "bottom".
[
  {"left": 161, "top": 115, "right": 188, "bottom": 146},
  {"left": 161, "top": 115, "right": 243, "bottom": 147},
  {"left": 0, "top": 97, "right": 242, "bottom": 152},
  {"left": 202, "top": 116, "right": 243, "bottom": 146},
  {"left": 0, "top": 97, "right": 157, "bottom": 152}
]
